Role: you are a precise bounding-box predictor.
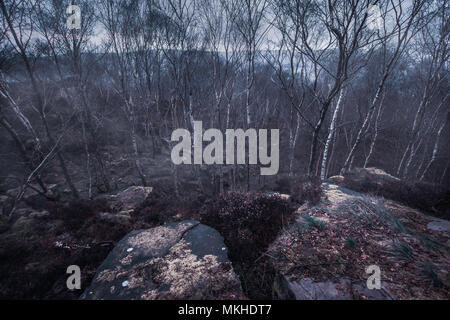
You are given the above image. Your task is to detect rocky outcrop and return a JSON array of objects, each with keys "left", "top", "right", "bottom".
[
  {"left": 104, "top": 186, "right": 153, "bottom": 215},
  {"left": 348, "top": 167, "right": 400, "bottom": 181},
  {"left": 81, "top": 220, "right": 245, "bottom": 300},
  {"left": 322, "top": 183, "right": 362, "bottom": 204},
  {"left": 327, "top": 168, "right": 399, "bottom": 190},
  {"left": 5, "top": 184, "right": 58, "bottom": 201},
  {"left": 268, "top": 183, "right": 449, "bottom": 300},
  {"left": 327, "top": 175, "right": 345, "bottom": 185}
]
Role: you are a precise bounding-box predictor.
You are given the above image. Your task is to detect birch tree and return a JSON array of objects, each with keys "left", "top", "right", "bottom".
[
  {"left": 398, "top": 0, "right": 449, "bottom": 178},
  {"left": 320, "top": 87, "right": 345, "bottom": 180},
  {"left": 1, "top": 0, "right": 80, "bottom": 198},
  {"left": 341, "top": 0, "right": 429, "bottom": 174}
]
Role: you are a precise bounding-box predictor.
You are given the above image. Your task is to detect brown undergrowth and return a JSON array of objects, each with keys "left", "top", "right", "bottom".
[{"left": 268, "top": 192, "right": 449, "bottom": 299}]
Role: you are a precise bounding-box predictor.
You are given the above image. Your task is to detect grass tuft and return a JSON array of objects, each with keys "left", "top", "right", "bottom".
[
  {"left": 419, "top": 261, "right": 444, "bottom": 288},
  {"left": 332, "top": 195, "right": 406, "bottom": 232},
  {"left": 302, "top": 216, "right": 326, "bottom": 231},
  {"left": 345, "top": 238, "right": 357, "bottom": 249},
  {"left": 390, "top": 240, "right": 413, "bottom": 262}
]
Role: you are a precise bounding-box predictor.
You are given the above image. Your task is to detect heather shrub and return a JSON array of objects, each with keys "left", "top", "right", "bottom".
[
  {"left": 200, "top": 191, "right": 292, "bottom": 263},
  {"left": 133, "top": 179, "right": 205, "bottom": 225},
  {"left": 273, "top": 175, "right": 292, "bottom": 194},
  {"left": 46, "top": 199, "right": 110, "bottom": 230},
  {"left": 133, "top": 185, "right": 174, "bottom": 221},
  {"left": 200, "top": 191, "right": 293, "bottom": 299},
  {"left": 290, "top": 175, "right": 323, "bottom": 206}
]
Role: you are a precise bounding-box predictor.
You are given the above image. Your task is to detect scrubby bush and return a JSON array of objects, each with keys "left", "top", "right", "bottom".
[
  {"left": 133, "top": 186, "right": 174, "bottom": 223},
  {"left": 290, "top": 175, "right": 323, "bottom": 206},
  {"left": 46, "top": 199, "right": 110, "bottom": 230},
  {"left": 200, "top": 191, "right": 293, "bottom": 299},
  {"left": 201, "top": 192, "right": 292, "bottom": 263},
  {"left": 133, "top": 179, "right": 205, "bottom": 225},
  {"left": 272, "top": 175, "right": 292, "bottom": 194}
]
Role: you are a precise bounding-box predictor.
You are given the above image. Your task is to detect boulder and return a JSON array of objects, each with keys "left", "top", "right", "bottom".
[
  {"left": 322, "top": 183, "right": 362, "bottom": 204},
  {"left": 427, "top": 217, "right": 450, "bottom": 233},
  {"left": 98, "top": 212, "right": 132, "bottom": 226},
  {"left": 275, "top": 275, "right": 395, "bottom": 300},
  {"left": 6, "top": 184, "right": 57, "bottom": 200},
  {"left": 29, "top": 210, "right": 50, "bottom": 219},
  {"left": 266, "top": 192, "right": 291, "bottom": 201},
  {"left": 351, "top": 167, "right": 400, "bottom": 181},
  {"left": 80, "top": 220, "right": 244, "bottom": 300},
  {"left": 327, "top": 175, "right": 344, "bottom": 184},
  {"left": 363, "top": 167, "right": 400, "bottom": 180},
  {"left": 283, "top": 277, "right": 351, "bottom": 300},
  {"left": 105, "top": 186, "right": 153, "bottom": 215}
]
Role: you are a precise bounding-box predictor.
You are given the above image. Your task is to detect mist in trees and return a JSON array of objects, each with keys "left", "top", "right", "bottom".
[{"left": 0, "top": 0, "right": 449, "bottom": 208}]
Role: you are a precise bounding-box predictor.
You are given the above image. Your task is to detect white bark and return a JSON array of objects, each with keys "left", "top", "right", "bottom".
[
  {"left": 321, "top": 88, "right": 345, "bottom": 180},
  {"left": 126, "top": 97, "right": 147, "bottom": 187},
  {"left": 420, "top": 111, "right": 449, "bottom": 181},
  {"left": 289, "top": 111, "right": 301, "bottom": 176},
  {"left": 341, "top": 82, "right": 384, "bottom": 174},
  {"left": 363, "top": 91, "right": 386, "bottom": 168},
  {"left": 0, "top": 75, "right": 41, "bottom": 150}
]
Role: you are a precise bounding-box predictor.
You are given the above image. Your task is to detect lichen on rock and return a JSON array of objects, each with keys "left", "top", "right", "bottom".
[{"left": 81, "top": 220, "right": 244, "bottom": 300}]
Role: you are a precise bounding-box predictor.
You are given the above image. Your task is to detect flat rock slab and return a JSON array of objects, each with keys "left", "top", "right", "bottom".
[
  {"left": 286, "top": 277, "right": 351, "bottom": 300},
  {"left": 281, "top": 276, "right": 395, "bottom": 300},
  {"left": 351, "top": 282, "right": 395, "bottom": 300},
  {"left": 183, "top": 224, "right": 229, "bottom": 263},
  {"left": 427, "top": 217, "right": 450, "bottom": 233},
  {"left": 322, "top": 183, "right": 362, "bottom": 204},
  {"left": 80, "top": 220, "right": 244, "bottom": 300}
]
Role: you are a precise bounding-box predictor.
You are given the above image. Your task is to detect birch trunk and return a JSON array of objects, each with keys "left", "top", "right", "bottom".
[
  {"left": 0, "top": 75, "right": 41, "bottom": 151},
  {"left": 399, "top": 91, "right": 429, "bottom": 178},
  {"left": 289, "top": 112, "right": 301, "bottom": 177},
  {"left": 420, "top": 111, "right": 449, "bottom": 181},
  {"left": 321, "top": 88, "right": 345, "bottom": 180},
  {"left": 340, "top": 3, "right": 420, "bottom": 175},
  {"left": 126, "top": 98, "right": 147, "bottom": 187},
  {"left": 0, "top": 116, "right": 47, "bottom": 194},
  {"left": 79, "top": 111, "right": 92, "bottom": 199},
  {"left": 0, "top": 0, "right": 80, "bottom": 198},
  {"left": 363, "top": 92, "right": 386, "bottom": 168},
  {"left": 341, "top": 75, "right": 386, "bottom": 174}
]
